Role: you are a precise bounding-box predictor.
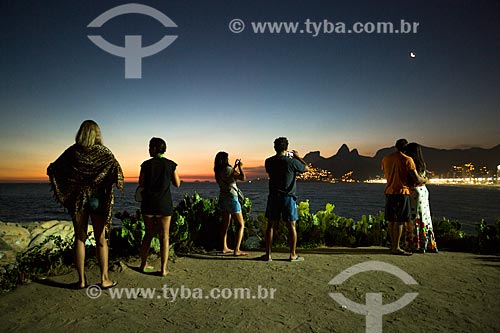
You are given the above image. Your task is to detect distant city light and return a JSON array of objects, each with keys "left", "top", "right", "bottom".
[{"left": 298, "top": 161, "right": 499, "bottom": 185}]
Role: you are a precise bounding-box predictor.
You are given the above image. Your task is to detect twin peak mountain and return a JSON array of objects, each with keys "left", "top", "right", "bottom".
[{"left": 303, "top": 143, "right": 500, "bottom": 180}]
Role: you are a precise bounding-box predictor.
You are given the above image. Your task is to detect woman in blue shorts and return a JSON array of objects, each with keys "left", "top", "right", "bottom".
[{"left": 214, "top": 151, "right": 248, "bottom": 256}]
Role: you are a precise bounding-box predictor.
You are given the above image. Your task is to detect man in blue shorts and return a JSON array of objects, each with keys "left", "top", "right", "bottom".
[
  {"left": 263, "top": 137, "right": 310, "bottom": 262},
  {"left": 382, "top": 138, "right": 427, "bottom": 255}
]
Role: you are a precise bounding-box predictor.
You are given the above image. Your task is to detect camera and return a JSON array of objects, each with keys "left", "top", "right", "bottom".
[{"left": 286, "top": 151, "right": 294, "bottom": 158}]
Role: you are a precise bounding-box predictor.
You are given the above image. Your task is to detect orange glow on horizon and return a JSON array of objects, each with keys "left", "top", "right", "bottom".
[
  {"left": 0, "top": 168, "right": 265, "bottom": 183},
  {"left": 0, "top": 148, "right": 266, "bottom": 182},
  {"left": 0, "top": 172, "right": 266, "bottom": 183},
  {"left": 0, "top": 153, "right": 262, "bottom": 183},
  {"left": 1, "top": 142, "right": 269, "bottom": 183}
]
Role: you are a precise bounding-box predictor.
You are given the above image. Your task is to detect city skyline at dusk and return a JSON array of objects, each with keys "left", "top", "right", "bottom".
[{"left": 1, "top": 1, "right": 499, "bottom": 182}]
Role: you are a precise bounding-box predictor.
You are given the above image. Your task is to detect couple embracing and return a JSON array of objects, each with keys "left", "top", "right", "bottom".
[{"left": 382, "top": 138, "right": 438, "bottom": 255}]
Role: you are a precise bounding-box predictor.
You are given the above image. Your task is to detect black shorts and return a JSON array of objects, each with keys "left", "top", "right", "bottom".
[
  {"left": 385, "top": 194, "right": 411, "bottom": 223},
  {"left": 141, "top": 191, "right": 174, "bottom": 216}
]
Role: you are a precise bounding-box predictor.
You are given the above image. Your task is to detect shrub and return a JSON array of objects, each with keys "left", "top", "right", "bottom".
[
  {"left": 476, "top": 219, "right": 500, "bottom": 253},
  {"left": 0, "top": 235, "right": 73, "bottom": 292},
  {"left": 114, "top": 193, "right": 255, "bottom": 254},
  {"left": 112, "top": 210, "right": 160, "bottom": 256},
  {"left": 255, "top": 201, "right": 389, "bottom": 248}
]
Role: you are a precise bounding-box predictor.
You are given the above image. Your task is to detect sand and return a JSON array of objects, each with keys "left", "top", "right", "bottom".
[{"left": 1, "top": 247, "right": 499, "bottom": 332}]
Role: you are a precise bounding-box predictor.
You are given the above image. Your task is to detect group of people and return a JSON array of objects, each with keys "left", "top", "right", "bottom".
[
  {"left": 47, "top": 120, "right": 436, "bottom": 289},
  {"left": 213, "top": 137, "right": 310, "bottom": 262},
  {"left": 382, "top": 138, "right": 438, "bottom": 256},
  {"left": 47, "top": 121, "right": 309, "bottom": 288}
]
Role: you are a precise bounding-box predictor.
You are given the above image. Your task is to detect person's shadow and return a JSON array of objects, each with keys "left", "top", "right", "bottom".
[
  {"left": 34, "top": 277, "right": 88, "bottom": 290},
  {"left": 127, "top": 264, "right": 165, "bottom": 276}
]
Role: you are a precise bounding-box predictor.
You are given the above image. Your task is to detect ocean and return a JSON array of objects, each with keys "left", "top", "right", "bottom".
[{"left": 1, "top": 182, "right": 499, "bottom": 234}]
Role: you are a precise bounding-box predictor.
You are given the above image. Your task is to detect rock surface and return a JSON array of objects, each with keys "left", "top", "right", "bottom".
[
  {"left": 0, "top": 221, "right": 95, "bottom": 266},
  {"left": 0, "top": 223, "right": 31, "bottom": 253}
]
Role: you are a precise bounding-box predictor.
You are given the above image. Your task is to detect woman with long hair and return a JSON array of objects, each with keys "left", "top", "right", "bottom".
[
  {"left": 47, "top": 120, "right": 123, "bottom": 289},
  {"left": 138, "top": 137, "right": 180, "bottom": 276},
  {"left": 214, "top": 151, "right": 248, "bottom": 256},
  {"left": 403, "top": 142, "right": 438, "bottom": 253}
]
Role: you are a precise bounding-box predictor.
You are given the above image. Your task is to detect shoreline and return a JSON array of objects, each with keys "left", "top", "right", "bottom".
[{"left": 2, "top": 180, "right": 500, "bottom": 187}]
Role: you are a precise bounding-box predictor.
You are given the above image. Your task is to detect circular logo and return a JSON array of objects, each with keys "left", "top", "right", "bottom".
[
  {"left": 86, "top": 284, "right": 102, "bottom": 299},
  {"left": 329, "top": 261, "right": 419, "bottom": 333},
  {"left": 229, "top": 19, "right": 245, "bottom": 33}
]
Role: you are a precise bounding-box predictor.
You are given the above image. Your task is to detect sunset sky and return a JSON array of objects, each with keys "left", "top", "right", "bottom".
[{"left": 1, "top": 0, "right": 499, "bottom": 182}]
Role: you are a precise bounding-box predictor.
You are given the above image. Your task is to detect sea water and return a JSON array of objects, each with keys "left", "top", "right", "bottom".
[{"left": 1, "top": 182, "right": 499, "bottom": 234}]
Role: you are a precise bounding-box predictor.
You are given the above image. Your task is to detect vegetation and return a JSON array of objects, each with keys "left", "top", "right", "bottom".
[
  {"left": 1, "top": 193, "right": 499, "bottom": 292},
  {"left": 112, "top": 210, "right": 161, "bottom": 255},
  {"left": 476, "top": 219, "right": 500, "bottom": 252},
  {"left": 113, "top": 193, "right": 255, "bottom": 254},
  {"left": 112, "top": 193, "right": 499, "bottom": 253},
  {"left": 257, "top": 201, "right": 388, "bottom": 248},
  {"left": 0, "top": 235, "right": 73, "bottom": 291}
]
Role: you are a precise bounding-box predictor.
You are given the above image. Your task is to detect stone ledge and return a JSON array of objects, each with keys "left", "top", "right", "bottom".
[{"left": 0, "top": 221, "right": 95, "bottom": 266}]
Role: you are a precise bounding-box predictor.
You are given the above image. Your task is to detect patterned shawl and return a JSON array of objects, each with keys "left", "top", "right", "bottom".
[{"left": 47, "top": 144, "right": 124, "bottom": 235}]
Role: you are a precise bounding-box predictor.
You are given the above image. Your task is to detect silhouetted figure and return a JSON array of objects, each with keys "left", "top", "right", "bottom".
[
  {"left": 138, "top": 137, "right": 180, "bottom": 276},
  {"left": 263, "top": 137, "right": 310, "bottom": 262},
  {"left": 214, "top": 151, "right": 248, "bottom": 256},
  {"left": 48, "top": 120, "right": 123, "bottom": 289},
  {"left": 403, "top": 142, "right": 438, "bottom": 253},
  {"left": 381, "top": 138, "right": 426, "bottom": 255}
]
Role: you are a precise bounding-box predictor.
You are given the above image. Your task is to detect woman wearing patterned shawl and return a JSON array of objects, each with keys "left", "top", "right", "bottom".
[{"left": 47, "top": 120, "right": 123, "bottom": 289}]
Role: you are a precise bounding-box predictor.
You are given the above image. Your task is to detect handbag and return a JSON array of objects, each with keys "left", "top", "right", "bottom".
[
  {"left": 235, "top": 187, "right": 245, "bottom": 205},
  {"left": 219, "top": 172, "right": 245, "bottom": 205},
  {"left": 134, "top": 186, "right": 143, "bottom": 202}
]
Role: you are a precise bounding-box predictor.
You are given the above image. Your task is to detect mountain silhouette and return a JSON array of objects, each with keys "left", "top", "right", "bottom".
[{"left": 304, "top": 144, "right": 500, "bottom": 180}]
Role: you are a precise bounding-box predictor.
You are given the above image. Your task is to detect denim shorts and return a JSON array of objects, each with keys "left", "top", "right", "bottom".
[
  {"left": 219, "top": 195, "right": 241, "bottom": 214},
  {"left": 265, "top": 193, "right": 298, "bottom": 222},
  {"left": 86, "top": 188, "right": 107, "bottom": 215}
]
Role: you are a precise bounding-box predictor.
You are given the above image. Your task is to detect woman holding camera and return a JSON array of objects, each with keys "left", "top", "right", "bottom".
[{"left": 214, "top": 152, "right": 248, "bottom": 256}]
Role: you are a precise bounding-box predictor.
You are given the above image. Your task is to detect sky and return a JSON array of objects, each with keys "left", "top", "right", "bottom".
[{"left": 1, "top": 0, "right": 499, "bottom": 182}]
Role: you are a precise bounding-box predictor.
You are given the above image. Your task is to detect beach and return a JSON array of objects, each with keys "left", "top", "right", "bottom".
[{"left": 1, "top": 248, "right": 499, "bottom": 332}]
